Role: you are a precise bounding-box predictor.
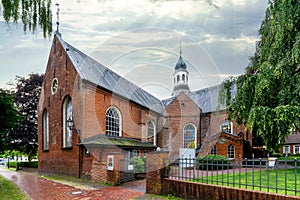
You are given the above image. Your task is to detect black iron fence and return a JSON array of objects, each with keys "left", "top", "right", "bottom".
[{"left": 165, "top": 155, "right": 300, "bottom": 196}]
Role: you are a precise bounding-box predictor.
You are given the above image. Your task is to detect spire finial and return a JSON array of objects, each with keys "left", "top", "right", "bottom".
[
  {"left": 179, "top": 40, "right": 182, "bottom": 56},
  {"left": 55, "top": 3, "right": 60, "bottom": 33}
]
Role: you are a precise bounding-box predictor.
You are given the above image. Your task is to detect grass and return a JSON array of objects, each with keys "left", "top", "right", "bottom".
[
  {"left": 0, "top": 175, "right": 31, "bottom": 200},
  {"left": 192, "top": 168, "right": 300, "bottom": 196}
]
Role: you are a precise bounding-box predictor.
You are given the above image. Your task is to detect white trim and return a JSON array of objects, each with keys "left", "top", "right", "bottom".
[
  {"left": 183, "top": 123, "right": 197, "bottom": 149},
  {"left": 148, "top": 120, "right": 156, "bottom": 146},
  {"left": 105, "top": 106, "right": 122, "bottom": 137},
  {"left": 293, "top": 145, "right": 300, "bottom": 154},
  {"left": 63, "top": 96, "right": 72, "bottom": 148},
  {"left": 42, "top": 109, "right": 49, "bottom": 150},
  {"left": 283, "top": 145, "right": 290, "bottom": 154}
]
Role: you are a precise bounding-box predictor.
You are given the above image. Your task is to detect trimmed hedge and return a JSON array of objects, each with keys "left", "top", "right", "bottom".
[
  {"left": 8, "top": 161, "right": 38, "bottom": 168},
  {"left": 197, "top": 155, "right": 231, "bottom": 170}
]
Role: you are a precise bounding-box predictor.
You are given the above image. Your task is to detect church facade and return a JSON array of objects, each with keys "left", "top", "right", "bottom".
[{"left": 38, "top": 33, "right": 251, "bottom": 182}]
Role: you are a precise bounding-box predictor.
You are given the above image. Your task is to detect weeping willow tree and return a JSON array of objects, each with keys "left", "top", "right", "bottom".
[
  {"left": 221, "top": 0, "right": 300, "bottom": 151},
  {"left": 1, "top": 0, "right": 52, "bottom": 38}
]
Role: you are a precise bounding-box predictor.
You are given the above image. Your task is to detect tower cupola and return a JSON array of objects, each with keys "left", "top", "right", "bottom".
[{"left": 171, "top": 42, "right": 190, "bottom": 96}]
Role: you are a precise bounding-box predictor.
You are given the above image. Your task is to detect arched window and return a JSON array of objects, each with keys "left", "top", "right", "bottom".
[
  {"left": 182, "top": 74, "right": 185, "bottom": 82},
  {"left": 183, "top": 124, "right": 196, "bottom": 148},
  {"left": 63, "top": 97, "right": 72, "bottom": 148},
  {"left": 42, "top": 109, "right": 49, "bottom": 150},
  {"left": 220, "top": 120, "right": 232, "bottom": 134},
  {"left": 147, "top": 120, "right": 156, "bottom": 145},
  {"left": 177, "top": 75, "right": 180, "bottom": 82},
  {"left": 210, "top": 145, "right": 216, "bottom": 155},
  {"left": 227, "top": 144, "right": 235, "bottom": 159},
  {"left": 106, "top": 107, "right": 121, "bottom": 137}
]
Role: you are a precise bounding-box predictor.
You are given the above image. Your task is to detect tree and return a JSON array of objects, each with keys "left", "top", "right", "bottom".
[
  {"left": 8, "top": 73, "right": 44, "bottom": 161},
  {"left": 0, "top": 89, "right": 21, "bottom": 152},
  {"left": 1, "top": 0, "right": 52, "bottom": 38},
  {"left": 223, "top": 0, "right": 300, "bottom": 151}
]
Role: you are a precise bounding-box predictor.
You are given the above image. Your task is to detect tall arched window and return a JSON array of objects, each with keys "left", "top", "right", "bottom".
[
  {"left": 182, "top": 74, "right": 185, "bottom": 82},
  {"left": 63, "top": 97, "right": 72, "bottom": 148},
  {"left": 220, "top": 120, "right": 232, "bottom": 134},
  {"left": 42, "top": 109, "right": 49, "bottom": 150},
  {"left": 227, "top": 144, "right": 235, "bottom": 159},
  {"left": 147, "top": 120, "right": 156, "bottom": 145},
  {"left": 183, "top": 124, "right": 196, "bottom": 148},
  {"left": 106, "top": 107, "right": 121, "bottom": 137},
  {"left": 177, "top": 75, "right": 180, "bottom": 82}
]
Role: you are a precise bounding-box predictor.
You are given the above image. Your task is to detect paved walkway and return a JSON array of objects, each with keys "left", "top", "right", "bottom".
[{"left": 0, "top": 167, "right": 145, "bottom": 200}]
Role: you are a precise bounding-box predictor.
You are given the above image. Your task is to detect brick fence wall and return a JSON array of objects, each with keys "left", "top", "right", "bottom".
[{"left": 162, "top": 178, "right": 300, "bottom": 200}]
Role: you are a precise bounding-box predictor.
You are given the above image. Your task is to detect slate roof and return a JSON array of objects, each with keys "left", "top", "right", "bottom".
[
  {"left": 56, "top": 34, "right": 234, "bottom": 114},
  {"left": 283, "top": 133, "right": 300, "bottom": 144},
  {"left": 56, "top": 34, "right": 164, "bottom": 114},
  {"left": 163, "top": 84, "right": 236, "bottom": 113},
  {"left": 79, "top": 134, "right": 156, "bottom": 149}
]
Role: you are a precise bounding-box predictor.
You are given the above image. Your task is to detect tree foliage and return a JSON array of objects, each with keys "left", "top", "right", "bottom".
[
  {"left": 0, "top": 89, "right": 21, "bottom": 152},
  {"left": 1, "top": 0, "right": 52, "bottom": 38},
  {"left": 7, "top": 73, "right": 44, "bottom": 160},
  {"left": 223, "top": 0, "right": 300, "bottom": 151}
]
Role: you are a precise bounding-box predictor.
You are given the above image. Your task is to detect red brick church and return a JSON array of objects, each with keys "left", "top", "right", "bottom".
[{"left": 38, "top": 33, "right": 251, "bottom": 182}]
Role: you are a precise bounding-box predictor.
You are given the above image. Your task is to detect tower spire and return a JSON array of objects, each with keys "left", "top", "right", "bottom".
[
  {"left": 55, "top": 3, "right": 60, "bottom": 34},
  {"left": 179, "top": 40, "right": 182, "bottom": 56}
]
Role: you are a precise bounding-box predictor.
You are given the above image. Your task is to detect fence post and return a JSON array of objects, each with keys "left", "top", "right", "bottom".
[{"left": 146, "top": 151, "right": 169, "bottom": 195}]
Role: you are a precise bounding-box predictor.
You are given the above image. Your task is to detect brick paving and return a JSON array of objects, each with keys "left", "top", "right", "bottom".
[{"left": 0, "top": 167, "right": 145, "bottom": 200}]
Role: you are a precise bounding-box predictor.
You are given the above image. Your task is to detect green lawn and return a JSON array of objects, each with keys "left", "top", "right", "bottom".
[
  {"left": 192, "top": 168, "right": 300, "bottom": 196},
  {"left": 0, "top": 174, "right": 31, "bottom": 200}
]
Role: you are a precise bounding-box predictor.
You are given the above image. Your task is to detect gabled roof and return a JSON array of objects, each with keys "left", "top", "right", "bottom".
[
  {"left": 163, "top": 84, "right": 236, "bottom": 113},
  {"left": 283, "top": 133, "right": 300, "bottom": 144},
  {"left": 56, "top": 34, "right": 164, "bottom": 114}
]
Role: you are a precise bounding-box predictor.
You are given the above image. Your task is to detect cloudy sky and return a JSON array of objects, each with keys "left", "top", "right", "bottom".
[{"left": 0, "top": 0, "right": 268, "bottom": 99}]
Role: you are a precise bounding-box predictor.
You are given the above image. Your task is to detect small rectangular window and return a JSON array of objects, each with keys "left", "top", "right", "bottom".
[
  {"left": 294, "top": 145, "right": 300, "bottom": 155},
  {"left": 283, "top": 145, "right": 290, "bottom": 155}
]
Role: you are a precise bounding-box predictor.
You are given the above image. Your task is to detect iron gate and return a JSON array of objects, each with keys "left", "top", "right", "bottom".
[{"left": 119, "top": 159, "right": 135, "bottom": 184}]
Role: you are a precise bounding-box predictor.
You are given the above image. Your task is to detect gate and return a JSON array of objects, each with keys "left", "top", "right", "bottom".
[{"left": 119, "top": 159, "right": 135, "bottom": 184}]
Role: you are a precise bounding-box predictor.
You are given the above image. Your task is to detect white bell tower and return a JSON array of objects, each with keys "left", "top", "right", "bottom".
[{"left": 171, "top": 42, "right": 190, "bottom": 96}]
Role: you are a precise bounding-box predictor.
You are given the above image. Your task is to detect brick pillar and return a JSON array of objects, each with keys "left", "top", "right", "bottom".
[
  {"left": 106, "top": 152, "right": 124, "bottom": 185},
  {"left": 146, "top": 151, "right": 169, "bottom": 195}
]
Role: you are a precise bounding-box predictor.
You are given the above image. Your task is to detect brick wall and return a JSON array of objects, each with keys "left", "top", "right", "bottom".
[
  {"left": 162, "top": 93, "right": 201, "bottom": 158},
  {"left": 162, "top": 179, "right": 300, "bottom": 200},
  {"left": 146, "top": 151, "right": 169, "bottom": 194},
  {"left": 38, "top": 35, "right": 81, "bottom": 177},
  {"left": 38, "top": 35, "right": 161, "bottom": 181}
]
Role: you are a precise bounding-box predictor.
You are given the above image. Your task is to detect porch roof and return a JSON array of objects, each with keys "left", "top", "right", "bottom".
[{"left": 79, "top": 134, "right": 156, "bottom": 149}]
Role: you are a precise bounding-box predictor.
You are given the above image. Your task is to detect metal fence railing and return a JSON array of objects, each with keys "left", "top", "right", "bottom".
[{"left": 165, "top": 155, "right": 300, "bottom": 196}]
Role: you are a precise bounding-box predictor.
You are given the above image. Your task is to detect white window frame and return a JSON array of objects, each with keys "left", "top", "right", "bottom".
[
  {"left": 183, "top": 123, "right": 196, "bottom": 148},
  {"left": 283, "top": 145, "right": 290, "bottom": 155},
  {"left": 294, "top": 145, "right": 300, "bottom": 155},
  {"left": 42, "top": 109, "right": 49, "bottom": 150},
  {"left": 105, "top": 106, "right": 122, "bottom": 137},
  {"left": 147, "top": 120, "right": 156, "bottom": 145},
  {"left": 220, "top": 120, "right": 233, "bottom": 134},
  {"left": 227, "top": 144, "right": 235, "bottom": 159},
  {"left": 63, "top": 97, "right": 72, "bottom": 148}
]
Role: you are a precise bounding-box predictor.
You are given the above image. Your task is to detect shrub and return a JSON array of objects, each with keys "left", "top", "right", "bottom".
[
  {"left": 8, "top": 161, "right": 38, "bottom": 168},
  {"left": 130, "top": 157, "right": 145, "bottom": 173},
  {"left": 197, "top": 154, "right": 231, "bottom": 170},
  {"left": 270, "top": 152, "right": 282, "bottom": 157}
]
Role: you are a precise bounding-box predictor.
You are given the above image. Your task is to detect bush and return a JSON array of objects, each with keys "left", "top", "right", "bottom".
[
  {"left": 197, "top": 154, "right": 231, "bottom": 170},
  {"left": 8, "top": 161, "right": 38, "bottom": 168},
  {"left": 270, "top": 152, "right": 282, "bottom": 157},
  {"left": 130, "top": 157, "right": 145, "bottom": 173}
]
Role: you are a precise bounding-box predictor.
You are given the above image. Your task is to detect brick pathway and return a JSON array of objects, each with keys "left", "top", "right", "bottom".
[{"left": 0, "top": 167, "right": 144, "bottom": 200}]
